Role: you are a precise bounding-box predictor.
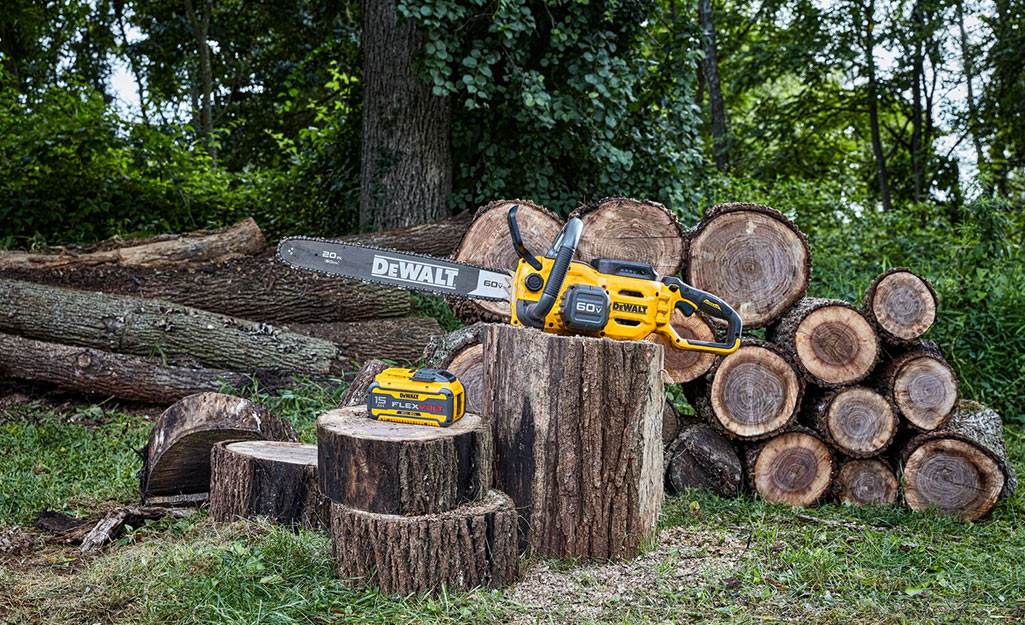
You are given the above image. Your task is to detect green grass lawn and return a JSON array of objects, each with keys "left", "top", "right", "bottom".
[{"left": 1, "top": 388, "right": 1023, "bottom": 625}]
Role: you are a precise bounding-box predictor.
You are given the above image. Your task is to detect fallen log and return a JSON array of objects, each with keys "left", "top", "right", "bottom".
[
  {"left": 745, "top": 427, "right": 834, "bottom": 507},
  {"left": 569, "top": 196, "right": 688, "bottom": 278},
  {"left": 422, "top": 322, "right": 489, "bottom": 414},
  {"left": 877, "top": 341, "right": 959, "bottom": 431},
  {"left": 649, "top": 311, "right": 717, "bottom": 384},
  {"left": 80, "top": 507, "right": 194, "bottom": 552},
  {"left": 862, "top": 268, "right": 937, "bottom": 343},
  {"left": 662, "top": 401, "right": 683, "bottom": 448},
  {"left": 284, "top": 316, "right": 441, "bottom": 363},
  {"left": 686, "top": 203, "right": 810, "bottom": 329},
  {"left": 665, "top": 422, "right": 742, "bottom": 498},
  {"left": 834, "top": 458, "right": 898, "bottom": 506},
  {"left": 341, "top": 210, "right": 473, "bottom": 257},
  {"left": 808, "top": 387, "right": 898, "bottom": 457}
]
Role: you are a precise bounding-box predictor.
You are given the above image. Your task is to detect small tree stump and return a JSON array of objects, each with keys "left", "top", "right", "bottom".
[
  {"left": 317, "top": 406, "right": 492, "bottom": 516},
  {"left": 665, "top": 422, "right": 742, "bottom": 498},
  {"left": 483, "top": 325, "right": 664, "bottom": 560},
  {"left": 209, "top": 441, "right": 325, "bottom": 528},
  {"left": 649, "top": 310, "right": 717, "bottom": 384},
  {"left": 422, "top": 322, "right": 490, "bottom": 414},
  {"left": 771, "top": 298, "right": 879, "bottom": 387},
  {"left": 862, "top": 268, "right": 937, "bottom": 343},
  {"left": 746, "top": 427, "right": 834, "bottom": 507},
  {"left": 878, "top": 341, "right": 959, "bottom": 431},
  {"left": 686, "top": 203, "right": 810, "bottom": 329},
  {"left": 329, "top": 489, "right": 518, "bottom": 595},
  {"left": 834, "top": 458, "right": 898, "bottom": 506},
  {"left": 809, "top": 387, "right": 898, "bottom": 457}
]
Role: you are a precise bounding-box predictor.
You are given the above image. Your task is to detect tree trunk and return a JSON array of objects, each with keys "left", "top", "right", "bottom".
[
  {"left": 745, "top": 427, "right": 835, "bottom": 507},
  {"left": 183, "top": 0, "right": 216, "bottom": 162},
  {"left": 770, "top": 297, "right": 879, "bottom": 387},
  {"left": 686, "top": 203, "right": 810, "bottom": 329},
  {"left": 317, "top": 406, "right": 492, "bottom": 516},
  {"left": 698, "top": 0, "right": 728, "bottom": 171},
  {"left": 864, "top": 0, "right": 893, "bottom": 211},
  {"left": 956, "top": 0, "right": 985, "bottom": 172},
  {"left": 451, "top": 199, "right": 563, "bottom": 323},
  {"left": 901, "top": 400, "right": 1016, "bottom": 520},
  {"left": 360, "top": 0, "right": 451, "bottom": 229},
  {"left": 0, "top": 333, "right": 294, "bottom": 405},
  {"left": 339, "top": 359, "right": 391, "bottom": 407},
  {"left": 209, "top": 441, "right": 326, "bottom": 529},
  {"left": 343, "top": 210, "right": 473, "bottom": 257},
  {"left": 861, "top": 268, "right": 937, "bottom": 343},
  {"left": 697, "top": 339, "right": 803, "bottom": 440},
  {"left": 910, "top": 0, "right": 925, "bottom": 202},
  {"left": 665, "top": 421, "right": 742, "bottom": 497},
  {"left": 482, "top": 325, "right": 664, "bottom": 560},
  {"left": 329, "top": 490, "right": 518, "bottom": 595},
  {"left": 139, "top": 392, "right": 298, "bottom": 503},
  {"left": 569, "top": 196, "right": 688, "bottom": 278},
  {"left": 834, "top": 458, "right": 898, "bottom": 505},
  {"left": 421, "top": 322, "right": 489, "bottom": 414},
  {"left": 808, "top": 386, "right": 898, "bottom": 457},
  {"left": 877, "top": 341, "right": 958, "bottom": 431},
  {"left": 650, "top": 310, "right": 717, "bottom": 384},
  {"left": 284, "top": 316, "right": 441, "bottom": 363}
]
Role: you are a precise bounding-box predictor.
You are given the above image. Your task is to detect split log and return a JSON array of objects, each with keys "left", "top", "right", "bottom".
[
  {"left": 901, "top": 400, "right": 1016, "bottom": 519},
  {"left": 0, "top": 278, "right": 345, "bottom": 375},
  {"left": 569, "top": 196, "right": 688, "bottom": 278},
  {"left": 834, "top": 458, "right": 898, "bottom": 506},
  {"left": 422, "top": 322, "right": 489, "bottom": 414},
  {"left": 808, "top": 387, "right": 898, "bottom": 457},
  {"left": 451, "top": 199, "right": 563, "bottom": 322},
  {"left": 697, "top": 339, "right": 803, "bottom": 441},
  {"left": 686, "top": 203, "right": 810, "bottom": 329},
  {"left": 284, "top": 316, "right": 441, "bottom": 363},
  {"left": 80, "top": 507, "right": 194, "bottom": 552},
  {"left": 317, "top": 406, "right": 492, "bottom": 516},
  {"left": 862, "top": 268, "right": 937, "bottom": 343},
  {"left": 649, "top": 310, "right": 717, "bottom": 384},
  {"left": 483, "top": 325, "right": 663, "bottom": 560},
  {"left": 209, "top": 441, "right": 326, "bottom": 529},
  {"left": 339, "top": 359, "right": 391, "bottom": 407},
  {"left": 665, "top": 422, "right": 743, "bottom": 498},
  {"left": 0, "top": 218, "right": 266, "bottom": 270},
  {"left": 771, "top": 298, "right": 879, "bottom": 387},
  {"left": 0, "top": 333, "right": 294, "bottom": 405},
  {"left": 139, "top": 393, "right": 297, "bottom": 503},
  {"left": 329, "top": 490, "right": 518, "bottom": 595},
  {"left": 745, "top": 427, "right": 834, "bottom": 507},
  {"left": 341, "top": 210, "right": 473, "bottom": 257},
  {"left": 877, "top": 341, "right": 959, "bottom": 431}
]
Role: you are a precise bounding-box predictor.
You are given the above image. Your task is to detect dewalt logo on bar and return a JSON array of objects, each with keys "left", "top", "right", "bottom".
[{"left": 371, "top": 255, "right": 459, "bottom": 289}]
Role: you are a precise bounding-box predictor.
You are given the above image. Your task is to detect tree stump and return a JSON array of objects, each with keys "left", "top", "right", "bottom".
[
  {"left": 139, "top": 393, "right": 297, "bottom": 504},
  {"left": 569, "top": 196, "right": 688, "bottom": 278},
  {"left": 482, "top": 325, "right": 664, "bottom": 560},
  {"left": 329, "top": 489, "right": 518, "bottom": 595},
  {"left": 209, "top": 441, "right": 326, "bottom": 528},
  {"left": 862, "top": 268, "right": 937, "bottom": 343},
  {"left": 809, "top": 387, "right": 898, "bottom": 457},
  {"left": 878, "top": 341, "right": 959, "bottom": 431},
  {"left": 901, "top": 400, "right": 1016, "bottom": 520},
  {"left": 451, "top": 199, "right": 562, "bottom": 322},
  {"left": 771, "top": 298, "right": 879, "bottom": 387},
  {"left": 697, "top": 339, "right": 803, "bottom": 441},
  {"left": 422, "top": 322, "right": 490, "bottom": 415},
  {"left": 746, "top": 427, "right": 834, "bottom": 507},
  {"left": 834, "top": 458, "right": 898, "bottom": 506},
  {"left": 649, "top": 310, "right": 716, "bottom": 384},
  {"left": 686, "top": 203, "right": 810, "bottom": 329},
  {"left": 317, "top": 406, "right": 492, "bottom": 516},
  {"left": 665, "top": 422, "right": 743, "bottom": 498}
]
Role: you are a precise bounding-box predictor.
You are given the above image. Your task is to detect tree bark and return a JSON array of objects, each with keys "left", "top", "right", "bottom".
[
  {"left": 662, "top": 400, "right": 684, "bottom": 448},
  {"left": 686, "top": 203, "right": 810, "bottom": 329},
  {"left": 343, "top": 210, "right": 473, "bottom": 257},
  {"left": 317, "top": 406, "right": 492, "bottom": 516},
  {"left": 360, "top": 0, "right": 451, "bottom": 229},
  {"left": 650, "top": 310, "right": 717, "bottom": 384},
  {"left": 339, "top": 359, "right": 391, "bottom": 407},
  {"left": 745, "top": 426, "right": 835, "bottom": 507},
  {"left": 877, "top": 341, "right": 958, "bottom": 431},
  {"left": 862, "top": 268, "right": 937, "bottom": 343},
  {"left": 808, "top": 386, "right": 898, "bottom": 457},
  {"left": 183, "top": 0, "right": 216, "bottom": 162},
  {"left": 329, "top": 490, "right": 518, "bottom": 595},
  {"left": 698, "top": 0, "right": 728, "bottom": 171},
  {"left": 284, "top": 316, "right": 441, "bottom": 363},
  {"left": 665, "top": 421, "right": 742, "bottom": 498},
  {"left": 421, "top": 322, "right": 489, "bottom": 414},
  {"left": 834, "top": 458, "right": 898, "bottom": 506},
  {"left": 209, "top": 441, "right": 326, "bottom": 529},
  {"left": 482, "top": 325, "right": 664, "bottom": 560},
  {"left": 139, "top": 392, "right": 298, "bottom": 502}
]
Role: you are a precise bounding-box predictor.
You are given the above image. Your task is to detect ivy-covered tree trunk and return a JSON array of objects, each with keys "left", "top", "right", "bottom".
[{"left": 360, "top": 0, "right": 451, "bottom": 230}]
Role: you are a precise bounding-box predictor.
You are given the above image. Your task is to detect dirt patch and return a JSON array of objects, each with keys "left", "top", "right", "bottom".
[{"left": 0, "top": 526, "right": 32, "bottom": 556}]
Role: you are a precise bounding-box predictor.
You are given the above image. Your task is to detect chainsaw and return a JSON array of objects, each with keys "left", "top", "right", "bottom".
[{"left": 276, "top": 205, "right": 741, "bottom": 354}]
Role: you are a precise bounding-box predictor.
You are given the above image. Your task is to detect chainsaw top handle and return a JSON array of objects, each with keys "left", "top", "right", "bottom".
[
  {"left": 661, "top": 276, "right": 743, "bottom": 354},
  {"left": 507, "top": 204, "right": 583, "bottom": 323}
]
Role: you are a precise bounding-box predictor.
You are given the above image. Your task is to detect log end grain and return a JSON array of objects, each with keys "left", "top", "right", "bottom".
[
  {"left": 774, "top": 298, "right": 879, "bottom": 387},
  {"left": 748, "top": 430, "right": 834, "bottom": 507},
  {"left": 891, "top": 354, "right": 959, "bottom": 431},
  {"left": 649, "top": 310, "right": 716, "bottom": 384},
  {"left": 705, "top": 341, "right": 802, "bottom": 440},
  {"left": 864, "top": 268, "right": 937, "bottom": 342},
  {"left": 816, "top": 387, "right": 898, "bottom": 457},
  {"left": 902, "top": 438, "right": 1004, "bottom": 520},
  {"left": 834, "top": 458, "right": 898, "bottom": 506},
  {"left": 570, "top": 196, "right": 688, "bottom": 278}
]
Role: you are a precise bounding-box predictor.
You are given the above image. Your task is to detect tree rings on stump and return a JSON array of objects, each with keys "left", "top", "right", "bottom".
[
  {"left": 665, "top": 422, "right": 742, "bottom": 498},
  {"left": 686, "top": 203, "right": 810, "bottom": 329},
  {"left": 648, "top": 310, "right": 716, "bottom": 383},
  {"left": 811, "top": 387, "right": 897, "bottom": 457},
  {"left": 747, "top": 428, "right": 834, "bottom": 507},
  {"left": 771, "top": 298, "right": 879, "bottom": 387},
  {"left": 329, "top": 489, "right": 518, "bottom": 596},
  {"left": 863, "top": 268, "right": 937, "bottom": 343},
  {"left": 209, "top": 441, "right": 326, "bottom": 528},
  {"left": 834, "top": 458, "right": 898, "bottom": 506},
  {"left": 570, "top": 196, "right": 688, "bottom": 277},
  {"left": 317, "top": 406, "right": 492, "bottom": 516},
  {"left": 879, "top": 342, "right": 958, "bottom": 431},
  {"left": 422, "top": 322, "right": 489, "bottom": 415}
]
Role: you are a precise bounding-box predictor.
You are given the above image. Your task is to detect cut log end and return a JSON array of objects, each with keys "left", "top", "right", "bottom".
[
  {"left": 571, "top": 196, "right": 687, "bottom": 278},
  {"left": 834, "top": 459, "right": 898, "bottom": 506},
  {"left": 750, "top": 431, "right": 833, "bottom": 507},
  {"left": 818, "top": 387, "right": 898, "bottom": 457},
  {"left": 649, "top": 311, "right": 716, "bottom": 384},
  {"left": 707, "top": 342, "right": 801, "bottom": 440},
  {"left": 774, "top": 298, "right": 879, "bottom": 386},
  {"left": 865, "top": 269, "right": 937, "bottom": 341},
  {"left": 892, "top": 355, "right": 959, "bottom": 431},
  {"left": 903, "top": 439, "right": 1004, "bottom": 520}
]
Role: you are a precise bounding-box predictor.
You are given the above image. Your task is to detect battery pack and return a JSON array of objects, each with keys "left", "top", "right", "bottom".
[{"left": 367, "top": 368, "right": 465, "bottom": 427}]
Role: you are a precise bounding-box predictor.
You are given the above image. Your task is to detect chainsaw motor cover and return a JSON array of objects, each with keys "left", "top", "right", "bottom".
[{"left": 559, "top": 284, "right": 611, "bottom": 333}]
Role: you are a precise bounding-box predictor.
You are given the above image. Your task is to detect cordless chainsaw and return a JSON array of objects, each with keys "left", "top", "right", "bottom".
[{"left": 276, "top": 205, "right": 742, "bottom": 354}]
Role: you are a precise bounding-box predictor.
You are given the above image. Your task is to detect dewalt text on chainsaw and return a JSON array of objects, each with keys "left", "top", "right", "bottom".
[{"left": 367, "top": 368, "right": 465, "bottom": 427}]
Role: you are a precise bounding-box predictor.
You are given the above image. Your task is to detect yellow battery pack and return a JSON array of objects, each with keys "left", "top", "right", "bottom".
[{"left": 367, "top": 368, "right": 465, "bottom": 427}]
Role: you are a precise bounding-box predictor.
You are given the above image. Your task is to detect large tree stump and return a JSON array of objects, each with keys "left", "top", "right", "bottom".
[
  {"left": 209, "top": 441, "right": 325, "bottom": 528},
  {"left": 451, "top": 199, "right": 563, "bottom": 322},
  {"left": 422, "top": 323, "right": 489, "bottom": 415},
  {"left": 686, "top": 203, "right": 810, "bottom": 329},
  {"left": 862, "top": 268, "right": 937, "bottom": 343},
  {"left": 139, "top": 393, "right": 297, "bottom": 504},
  {"left": 901, "top": 400, "right": 1016, "bottom": 520},
  {"left": 745, "top": 427, "right": 834, "bottom": 507},
  {"left": 569, "top": 196, "right": 688, "bottom": 278},
  {"left": 482, "top": 325, "right": 664, "bottom": 560},
  {"left": 878, "top": 341, "right": 959, "bottom": 431},
  {"left": 329, "top": 489, "right": 518, "bottom": 595},
  {"left": 665, "top": 422, "right": 743, "bottom": 498},
  {"left": 648, "top": 310, "right": 716, "bottom": 384},
  {"left": 317, "top": 406, "right": 492, "bottom": 516},
  {"left": 697, "top": 339, "right": 803, "bottom": 441},
  {"left": 771, "top": 298, "right": 879, "bottom": 387},
  {"left": 833, "top": 458, "right": 898, "bottom": 506},
  {"left": 808, "top": 387, "right": 898, "bottom": 457}
]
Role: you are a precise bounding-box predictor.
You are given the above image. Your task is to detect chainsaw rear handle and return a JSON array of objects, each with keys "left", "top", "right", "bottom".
[
  {"left": 508, "top": 205, "right": 583, "bottom": 323},
  {"left": 661, "top": 276, "right": 742, "bottom": 354}
]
